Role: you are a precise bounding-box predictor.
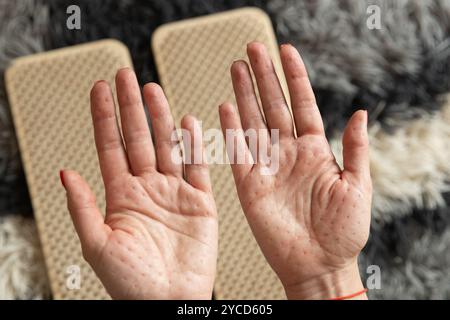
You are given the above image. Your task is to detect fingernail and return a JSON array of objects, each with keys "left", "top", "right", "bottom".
[
  {"left": 93, "top": 80, "right": 106, "bottom": 86},
  {"left": 231, "top": 60, "right": 240, "bottom": 68},
  {"left": 247, "top": 41, "right": 261, "bottom": 48},
  {"left": 362, "top": 110, "right": 368, "bottom": 130},
  {"left": 283, "top": 43, "right": 301, "bottom": 59},
  {"left": 59, "top": 170, "right": 65, "bottom": 188},
  {"left": 118, "top": 67, "right": 133, "bottom": 74}
]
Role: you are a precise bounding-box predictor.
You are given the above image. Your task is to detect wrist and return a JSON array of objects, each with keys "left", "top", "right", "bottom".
[{"left": 283, "top": 261, "right": 367, "bottom": 300}]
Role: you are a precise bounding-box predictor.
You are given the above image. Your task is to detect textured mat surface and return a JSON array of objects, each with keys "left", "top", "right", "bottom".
[
  {"left": 153, "top": 7, "right": 287, "bottom": 300},
  {"left": 5, "top": 40, "right": 133, "bottom": 299}
]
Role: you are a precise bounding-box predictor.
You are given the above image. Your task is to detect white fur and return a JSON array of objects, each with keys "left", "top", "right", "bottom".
[
  {"left": 331, "top": 95, "right": 450, "bottom": 222},
  {"left": 0, "top": 215, "right": 50, "bottom": 299}
]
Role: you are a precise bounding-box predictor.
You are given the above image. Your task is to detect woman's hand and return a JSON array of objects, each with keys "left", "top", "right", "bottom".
[
  {"left": 219, "top": 43, "right": 372, "bottom": 300},
  {"left": 62, "top": 68, "right": 218, "bottom": 299}
]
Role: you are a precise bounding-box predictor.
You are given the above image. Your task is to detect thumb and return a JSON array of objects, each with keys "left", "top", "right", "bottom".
[
  {"left": 60, "top": 170, "right": 109, "bottom": 259},
  {"left": 342, "top": 110, "right": 371, "bottom": 187}
]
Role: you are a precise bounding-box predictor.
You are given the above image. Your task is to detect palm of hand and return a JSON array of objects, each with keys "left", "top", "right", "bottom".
[
  {"left": 63, "top": 69, "right": 217, "bottom": 300},
  {"left": 237, "top": 135, "right": 371, "bottom": 287},
  {"left": 90, "top": 172, "right": 217, "bottom": 299},
  {"left": 219, "top": 43, "right": 371, "bottom": 298}
]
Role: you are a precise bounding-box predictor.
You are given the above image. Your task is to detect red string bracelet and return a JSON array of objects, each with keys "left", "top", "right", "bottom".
[{"left": 330, "top": 288, "right": 368, "bottom": 300}]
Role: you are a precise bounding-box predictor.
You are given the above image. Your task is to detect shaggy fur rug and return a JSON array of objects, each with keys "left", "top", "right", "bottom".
[{"left": 0, "top": 0, "right": 449, "bottom": 299}]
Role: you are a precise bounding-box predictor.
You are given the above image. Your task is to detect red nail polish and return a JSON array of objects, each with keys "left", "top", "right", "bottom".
[{"left": 59, "top": 170, "right": 65, "bottom": 188}]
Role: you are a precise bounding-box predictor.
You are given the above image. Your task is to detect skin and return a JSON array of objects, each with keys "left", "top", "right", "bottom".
[
  {"left": 62, "top": 68, "right": 218, "bottom": 299},
  {"left": 63, "top": 42, "right": 372, "bottom": 300},
  {"left": 218, "top": 43, "right": 372, "bottom": 299}
]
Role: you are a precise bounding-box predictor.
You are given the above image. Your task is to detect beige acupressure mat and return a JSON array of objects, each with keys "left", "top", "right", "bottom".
[
  {"left": 5, "top": 40, "right": 133, "bottom": 299},
  {"left": 153, "top": 8, "right": 288, "bottom": 299}
]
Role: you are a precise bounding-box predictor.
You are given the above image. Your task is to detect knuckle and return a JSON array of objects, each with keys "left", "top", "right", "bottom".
[
  {"left": 264, "top": 97, "right": 288, "bottom": 112},
  {"left": 126, "top": 129, "right": 151, "bottom": 145},
  {"left": 98, "top": 138, "right": 123, "bottom": 151},
  {"left": 294, "top": 98, "right": 317, "bottom": 110}
]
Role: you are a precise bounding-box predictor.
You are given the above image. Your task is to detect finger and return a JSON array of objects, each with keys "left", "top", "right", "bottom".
[
  {"left": 115, "top": 68, "right": 156, "bottom": 175},
  {"left": 342, "top": 110, "right": 370, "bottom": 185},
  {"left": 247, "top": 42, "right": 294, "bottom": 138},
  {"left": 61, "top": 170, "right": 109, "bottom": 259},
  {"left": 180, "top": 115, "right": 212, "bottom": 193},
  {"left": 90, "top": 80, "right": 130, "bottom": 184},
  {"left": 280, "top": 44, "right": 325, "bottom": 137},
  {"left": 219, "top": 102, "right": 253, "bottom": 185},
  {"left": 231, "top": 60, "right": 270, "bottom": 161},
  {"left": 231, "top": 60, "right": 267, "bottom": 132},
  {"left": 143, "top": 83, "right": 183, "bottom": 177}
]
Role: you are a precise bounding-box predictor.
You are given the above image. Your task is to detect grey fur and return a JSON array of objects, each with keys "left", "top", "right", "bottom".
[
  {"left": 269, "top": 0, "right": 450, "bottom": 132},
  {"left": 361, "top": 228, "right": 450, "bottom": 299},
  {"left": 0, "top": 0, "right": 48, "bottom": 214}
]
